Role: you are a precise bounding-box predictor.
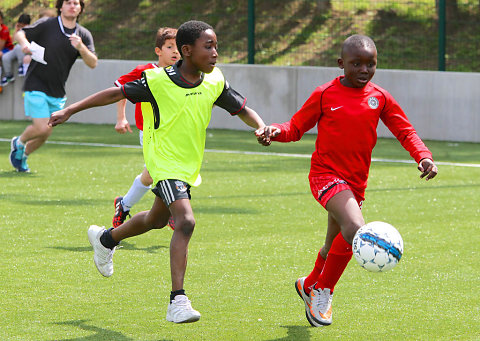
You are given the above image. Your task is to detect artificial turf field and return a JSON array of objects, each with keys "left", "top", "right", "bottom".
[{"left": 1, "top": 121, "right": 479, "bottom": 340}]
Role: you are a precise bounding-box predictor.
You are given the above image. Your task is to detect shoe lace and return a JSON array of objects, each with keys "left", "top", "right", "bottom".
[
  {"left": 312, "top": 288, "right": 332, "bottom": 313},
  {"left": 174, "top": 296, "right": 194, "bottom": 310},
  {"left": 114, "top": 211, "right": 130, "bottom": 222},
  {"left": 100, "top": 245, "right": 116, "bottom": 263},
  {"left": 113, "top": 205, "right": 130, "bottom": 227},
  {"left": 108, "top": 247, "right": 115, "bottom": 260}
]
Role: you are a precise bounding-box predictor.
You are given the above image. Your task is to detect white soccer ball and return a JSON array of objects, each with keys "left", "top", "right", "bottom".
[{"left": 352, "top": 221, "right": 404, "bottom": 272}]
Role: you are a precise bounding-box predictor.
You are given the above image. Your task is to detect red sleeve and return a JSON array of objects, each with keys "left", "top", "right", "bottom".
[
  {"left": 0, "top": 25, "right": 13, "bottom": 50},
  {"left": 114, "top": 63, "right": 154, "bottom": 87},
  {"left": 272, "top": 87, "right": 323, "bottom": 142},
  {"left": 380, "top": 90, "right": 433, "bottom": 163}
]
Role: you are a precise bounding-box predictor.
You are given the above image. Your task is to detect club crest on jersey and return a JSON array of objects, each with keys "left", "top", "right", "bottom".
[
  {"left": 368, "top": 96, "right": 379, "bottom": 109},
  {"left": 175, "top": 181, "right": 187, "bottom": 193}
]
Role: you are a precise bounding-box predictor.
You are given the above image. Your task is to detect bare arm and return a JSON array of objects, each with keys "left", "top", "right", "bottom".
[
  {"left": 115, "top": 99, "right": 132, "bottom": 134},
  {"left": 70, "top": 34, "right": 97, "bottom": 68},
  {"left": 236, "top": 106, "right": 265, "bottom": 130},
  {"left": 14, "top": 30, "right": 31, "bottom": 54},
  {"left": 49, "top": 87, "right": 125, "bottom": 127}
]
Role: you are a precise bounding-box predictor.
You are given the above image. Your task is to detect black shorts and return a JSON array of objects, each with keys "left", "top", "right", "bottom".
[{"left": 152, "top": 179, "right": 191, "bottom": 206}]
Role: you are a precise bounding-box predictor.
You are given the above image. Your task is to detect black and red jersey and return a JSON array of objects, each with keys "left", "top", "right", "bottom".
[{"left": 114, "top": 63, "right": 159, "bottom": 130}]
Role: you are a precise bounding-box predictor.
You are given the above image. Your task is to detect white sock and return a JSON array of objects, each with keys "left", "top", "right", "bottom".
[
  {"left": 22, "top": 63, "right": 29, "bottom": 74},
  {"left": 122, "top": 174, "right": 151, "bottom": 210}
]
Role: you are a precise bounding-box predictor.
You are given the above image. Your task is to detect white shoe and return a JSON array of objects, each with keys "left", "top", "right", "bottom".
[
  {"left": 166, "top": 295, "right": 201, "bottom": 323},
  {"left": 309, "top": 287, "right": 333, "bottom": 325},
  {"left": 295, "top": 277, "right": 323, "bottom": 327},
  {"left": 87, "top": 225, "right": 115, "bottom": 277}
]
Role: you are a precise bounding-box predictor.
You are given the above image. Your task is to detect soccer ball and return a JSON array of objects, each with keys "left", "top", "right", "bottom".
[{"left": 352, "top": 221, "right": 404, "bottom": 272}]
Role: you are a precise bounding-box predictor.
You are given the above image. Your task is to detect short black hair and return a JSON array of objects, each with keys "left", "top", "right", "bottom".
[
  {"left": 341, "top": 34, "right": 376, "bottom": 57},
  {"left": 18, "top": 13, "right": 31, "bottom": 25},
  {"left": 56, "top": 0, "right": 85, "bottom": 17},
  {"left": 176, "top": 20, "right": 213, "bottom": 57}
]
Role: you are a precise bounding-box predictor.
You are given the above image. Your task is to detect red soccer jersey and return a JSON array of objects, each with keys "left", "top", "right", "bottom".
[
  {"left": 114, "top": 63, "right": 159, "bottom": 130},
  {"left": 0, "top": 24, "right": 14, "bottom": 51},
  {"left": 273, "top": 76, "right": 433, "bottom": 193}
]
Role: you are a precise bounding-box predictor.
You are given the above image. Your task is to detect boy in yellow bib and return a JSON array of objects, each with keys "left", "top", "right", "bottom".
[{"left": 49, "top": 20, "right": 266, "bottom": 324}]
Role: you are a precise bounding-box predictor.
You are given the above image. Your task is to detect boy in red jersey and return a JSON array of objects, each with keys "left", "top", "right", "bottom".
[
  {"left": 112, "top": 27, "right": 179, "bottom": 229},
  {"left": 256, "top": 34, "right": 438, "bottom": 327}
]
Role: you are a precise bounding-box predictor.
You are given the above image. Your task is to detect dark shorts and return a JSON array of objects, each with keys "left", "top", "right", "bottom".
[
  {"left": 309, "top": 175, "right": 364, "bottom": 209},
  {"left": 152, "top": 179, "right": 191, "bottom": 207}
]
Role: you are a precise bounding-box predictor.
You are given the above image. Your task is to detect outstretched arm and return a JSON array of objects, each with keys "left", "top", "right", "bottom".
[
  {"left": 237, "top": 106, "right": 266, "bottom": 130},
  {"left": 49, "top": 87, "right": 125, "bottom": 127}
]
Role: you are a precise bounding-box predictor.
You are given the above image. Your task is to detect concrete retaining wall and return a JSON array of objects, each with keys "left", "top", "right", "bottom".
[{"left": 1, "top": 59, "right": 479, "bottom": 142}]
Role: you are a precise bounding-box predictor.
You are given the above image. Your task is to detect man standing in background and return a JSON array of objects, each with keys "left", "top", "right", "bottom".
[{"left": 9, "top": 0, "right": 97, "bottom": 172}]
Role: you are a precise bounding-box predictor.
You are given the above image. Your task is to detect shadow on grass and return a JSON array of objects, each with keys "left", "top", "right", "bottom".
[
  {"left": 196, "top": 191, "right": 310, "bottom": 201},
  {"left": 367, "top": 182, "right": 480, "bottom": 193},
  {"left": 20, "top": 199, "right": 102, "bottom": 206},
  {"left": 194, "top": 205, "right": 260, "bottom": 215},
  {"left": 52, "top": 319, "right": 173, "bottom": 341},
  {"left": 0, "top": 170, "right": 37, "bottom": 178},
  {"left": 0, "top": 193, "right": 106, "bottom": 207},
  {"left": 48, "top": 241, "right": 168, "bottom": 254},
  {"left": 267, "top": 324, "right": 312, "bottom": 341}
]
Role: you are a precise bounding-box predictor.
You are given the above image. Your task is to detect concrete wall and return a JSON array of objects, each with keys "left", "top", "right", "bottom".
[{"left": 1, "top": 59, "right": 479, "bottom": 142}]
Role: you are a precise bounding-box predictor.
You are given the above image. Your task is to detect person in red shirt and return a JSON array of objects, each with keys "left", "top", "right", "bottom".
[
  {"left": 0, "top": 10, "right": 14, "bottom": 93},
  {"left": 112, "top": 27, "right": 179, "bottom": 229},
  {"left": 0, "top": 10, "right": 14, "bottom": 54},
  {"left": 256, "top": 34, "right": 438, "bottom": 327}
]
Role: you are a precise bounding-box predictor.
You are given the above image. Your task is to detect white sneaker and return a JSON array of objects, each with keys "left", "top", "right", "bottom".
[
  {"left": 166, "top": 295, "right": 201, "bottom": 323},
  {"left": 87, "top": 225, "right": 115, "bottom": 277},
  {"left": 309, "top": 287, "right": 333, "bottom": 326},
  {"left": 295, "top": 277, "right": 323, "bottom": 327}
]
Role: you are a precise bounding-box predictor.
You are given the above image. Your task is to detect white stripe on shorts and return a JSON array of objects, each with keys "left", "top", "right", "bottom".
[{"left": 160, "top": 180, "right": 175, "bottom": 205}]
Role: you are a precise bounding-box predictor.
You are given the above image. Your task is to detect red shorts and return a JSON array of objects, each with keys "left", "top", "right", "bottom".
[{"left": 309, "top": 175, "right": 365, "bottom": 209}]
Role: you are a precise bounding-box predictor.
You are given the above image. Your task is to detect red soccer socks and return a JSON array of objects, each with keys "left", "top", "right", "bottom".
[
  {"left": 304, "top": 249, "right": 326, "bottom": 295},
  {"left": 314, "top": 233, "right": 352, "bottom": 293}
]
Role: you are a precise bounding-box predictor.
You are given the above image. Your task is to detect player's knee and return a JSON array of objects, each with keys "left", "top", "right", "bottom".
[
  {"left": 176, "top": 215, "right": 195, "bottom": 236},
  {"left": 140, "top": 171, "right": 153, "bottom": 187}
]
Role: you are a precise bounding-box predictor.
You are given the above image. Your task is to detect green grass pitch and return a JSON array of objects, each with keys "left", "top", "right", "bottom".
[{"left": 0, "top": 121, "right": 479, "bottom": 340}]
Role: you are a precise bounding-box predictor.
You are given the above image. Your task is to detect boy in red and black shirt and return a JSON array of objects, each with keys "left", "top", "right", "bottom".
[
  {"left": 112, "top": 27, "right": 179, "bottom": 228},
  {"left": 256, "top": 34, "right": 438, "bottom": 327}
]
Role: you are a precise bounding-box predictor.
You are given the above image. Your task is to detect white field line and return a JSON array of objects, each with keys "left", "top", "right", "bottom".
[{"left": 1, "top": 138, "right": 479, "bottom": 168}]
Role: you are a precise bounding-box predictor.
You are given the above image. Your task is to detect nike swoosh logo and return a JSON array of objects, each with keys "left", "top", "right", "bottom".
[{"left": 331, "top": 106, "right": 342, "bottom": 111}]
